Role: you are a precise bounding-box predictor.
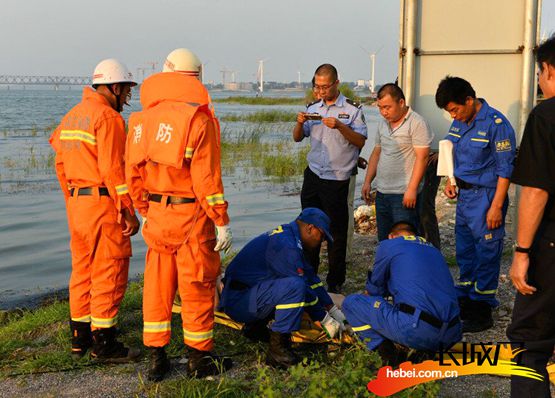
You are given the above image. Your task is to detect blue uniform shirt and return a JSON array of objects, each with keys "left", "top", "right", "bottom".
[
  {"left": 366, "top": 236, "right": 459, "bottom": 322},
  {"left": 224, "top": 221, "right": 333, "bottom": 307},
  {"left": 303, "top": 93, "right": 367, "bottom": 181},
  {"left": 445, "top": 99, "right": 516, "bottom": 188}
]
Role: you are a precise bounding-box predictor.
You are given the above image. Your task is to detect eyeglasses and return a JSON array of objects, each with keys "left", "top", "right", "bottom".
[{"left": 313, "top": 81, "right": 337, "bottom": 92}]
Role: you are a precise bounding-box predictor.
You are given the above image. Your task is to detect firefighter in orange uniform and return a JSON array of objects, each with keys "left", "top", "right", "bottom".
[
  {"left": 126, "top": 49, "right": 232, "bottom": 381},
  {"left": 50, "top": 59, "right": 140, "bottom": 362}
]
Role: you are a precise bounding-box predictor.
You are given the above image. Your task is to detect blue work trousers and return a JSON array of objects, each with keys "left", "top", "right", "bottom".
[
  {"left": 375, "top": 192, "right": 421, "bottom": 241},
  {"left": 342, "top": 294, "right": 461, "bottom": 352},
  {"left": 455, "top": 187, "right": 507, "bottom": 307},
  {"left": 222, "top": 277, "right": 326, "bottom": 334}
]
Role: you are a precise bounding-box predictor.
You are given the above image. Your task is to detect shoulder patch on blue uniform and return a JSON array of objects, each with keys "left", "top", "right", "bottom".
[
  {"left": 269, "top": 225, "right": 284, "bottom": 236},
  {"left": 345, "top": 98, "right": 362, "bottom": 109},
  {"left": 495, "top": 118, "right": 503, "bottom": 124},
  {"left": 306, "top": 100, "right": 320, "bottom": 108},
  {"left": 495, "top": 139, "right": 512, "bottom": 152}
]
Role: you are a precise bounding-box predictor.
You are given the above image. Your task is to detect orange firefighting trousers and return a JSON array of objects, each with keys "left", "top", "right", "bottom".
[
  {"left": 142, "top": 200, "right": 220, "bottom": 351},
  {"left": 67, "top": 191, "right": 131, "bottom": 330}
]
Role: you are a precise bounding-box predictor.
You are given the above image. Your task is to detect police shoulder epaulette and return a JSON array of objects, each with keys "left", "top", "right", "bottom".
[
  {"left": 492, "top": 114, "right": 503, "bottom": 125},
  {"left": 345, "top": 98, "right": 362, "bottom": 109},
  {"left": 306, "top": 100, "right": 320, "bottom": 108}
]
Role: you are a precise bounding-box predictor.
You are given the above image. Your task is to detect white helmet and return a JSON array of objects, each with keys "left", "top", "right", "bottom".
[
  {"left": 163, "top": 48, "right": 202, "bottom": 78},
  {"left": 92, "top": 58, "right": 137, "bottom": 86}
]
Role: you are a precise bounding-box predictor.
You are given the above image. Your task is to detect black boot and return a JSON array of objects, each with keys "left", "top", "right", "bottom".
[
  {"left": 91, "top": 327, "right": 141, "bottom": 363},
  {"left": 266, "top": 331, "right": 299, "bottom": 369},
  {"left": 462, "top": 301, "right": 493, "bottom": 333},
  {"left": 70, "top": 320, "right": 92, "bottom": 359},
  {"left": 147, "top": 347, "right": 171, "bottom": 382},
  {"left": 376, "top": 340, "right": 406, "bottom": 368},
  {"left": 187, "top": 348, "right": 233, "bottom": 378},
  {"left": 458, "top": 297, "right": 471, "bottom": 321},
  {"left": 243, "top": 320, "right": 270, "bottom": 343}
]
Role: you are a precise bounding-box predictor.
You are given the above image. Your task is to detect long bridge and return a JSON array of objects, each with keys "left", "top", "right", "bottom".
[{"left": 0, "top": 75, "right": 91, "bottom": 88}]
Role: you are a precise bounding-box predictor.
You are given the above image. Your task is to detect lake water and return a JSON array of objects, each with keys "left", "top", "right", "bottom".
[{"left": 0, "top": 88, "right": 379, "bottom": 309}]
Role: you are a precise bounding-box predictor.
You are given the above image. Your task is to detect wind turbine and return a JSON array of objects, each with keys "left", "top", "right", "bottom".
[
  {"left": 360, "top": 45, "right": 383, "bottom": 93},
  {"left": 257, "top": 59, "right": 269, "bottom": 94}
]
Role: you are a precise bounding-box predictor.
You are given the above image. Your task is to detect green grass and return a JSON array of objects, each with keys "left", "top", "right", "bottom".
[
  {"left": 255, "top": 145, "right": 309, "bottom": 182},
  {"left": 220, "top": 110, "right": 297, "bottom": 123},
  {"left": 214, "top": 96, "right": 306, "bottom": 106},
  {"left": 219, "top": 122, "right": 310, "bottom": 181},
  {"left": 0, "top": 275, "right": 439, "bottom": 397},
  {"left": 444, "top": 254, "right": 457, "bottom": 268},
  {"left": 0, "top": 237, "right": 441, "bottom": 398}
]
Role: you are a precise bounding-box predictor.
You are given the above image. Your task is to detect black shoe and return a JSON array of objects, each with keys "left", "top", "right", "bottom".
[
  {"left": 327, "top": 284, "right": 343, "bottom": 294},
  {"left": 147, "top": 347, "right": 171, "bottom": 382},
  {"left": 91, "top": 327, "right": 141, "bottom": 363},
  {"left": 70, "top": 320, "right": 92, "bottom": 359},
  {"left": 376, "top": 340, "right": 406, "bottom": 368},
  {"left": 243, "top": 320, "right": 271, "bottom": 343},
  {"left": 457, "top": 297, "right": 471, "bottom": 321},
  {"left": 462, "top": 301, "right": 493, "bottom": 333},
  {"left": 266, "top": 331, "right": 299, "bottom": 369},
  {"left": 187, "top": 348, "right": 233, "bottom": 378}
]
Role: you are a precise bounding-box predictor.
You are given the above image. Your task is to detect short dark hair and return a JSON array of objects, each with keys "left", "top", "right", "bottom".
[
  {"left": 435, "top": 76, "right": 476, "bottom": 108},
  {"left": 537, "top": 34, "right": 555, "bottom": 70},
  {"left": 377, "top": 83, "right": 405, "bottom": 102},
  {"left": 389, "top": 221, "right": 417, "bottom": 235},
  {"left": 314, "top": 64, "right": 338, "bottom": 82}
]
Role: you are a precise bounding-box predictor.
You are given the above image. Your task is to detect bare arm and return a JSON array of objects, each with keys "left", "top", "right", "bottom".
[
  {"left": 485, "top": 177, "right": 511, "bottom": 230},
  {"left": 361, "top": 146, "right": 381, "bottom": 203},
  {"left": 293, "top": 113, "right": 307, "bottom": 142},
  {"left": 403, "top": 147, "right": 429, "bottom": 208},
  {"left": 509, "top": 186, "right": 549, "bottom": 295}
]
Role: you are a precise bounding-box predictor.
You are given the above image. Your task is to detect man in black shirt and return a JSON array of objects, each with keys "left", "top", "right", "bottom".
[{"left": 507, "top": 35, "right": 555, "bottom": 398}]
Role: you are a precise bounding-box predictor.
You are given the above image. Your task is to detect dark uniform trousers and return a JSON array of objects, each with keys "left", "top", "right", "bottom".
[
  {"left": 507, "top": 221, "right": 555, "bottom": 398},
  {"left": 300, "top": 167, "right": 349, "bottom": 288},
  {"left": 419, "top": 152, "right": 441, "bottom": 249}
]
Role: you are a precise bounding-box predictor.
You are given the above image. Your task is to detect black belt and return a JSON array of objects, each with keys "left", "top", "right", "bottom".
[
  {"left": 226, "top": 279, "right": 250, "bottom": 291},
  {"left": 399, "top": 303, "right": 459, "bottom": 330},
  {"left": 70, "top": 187, "right": 109, "bottom": 197},
  {"left": 455, "top": 177, "right": 478, "bottom": 190},
  {"left": 148, "top": 194, "right": 195, "bottom": 205}
]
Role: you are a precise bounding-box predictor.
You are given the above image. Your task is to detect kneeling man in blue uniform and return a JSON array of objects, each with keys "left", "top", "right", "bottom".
[
  {"left": 343, "top": 222, "right": 461, "bottom": 363},
  {"left": 220, "top": 208, "right": 348, "bottom": 369}
]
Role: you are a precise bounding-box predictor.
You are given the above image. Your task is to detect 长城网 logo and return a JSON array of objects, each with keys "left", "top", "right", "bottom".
[{"left": 367, "top": 342, "right": 542, "bottom": 397}]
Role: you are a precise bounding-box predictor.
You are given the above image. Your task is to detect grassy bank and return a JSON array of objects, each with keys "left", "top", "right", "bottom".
[
  {"left": 0, "top": 274, "right": 439, "bottom": 397},
  {"left": 214, "top": 96, "right": 305, "bottom": 106},
  {"left": 220, "top": 110, "right": 297, "bottom": 123},
  {"left": 220, "top": 125, "right": 309, "bottom": 182}
]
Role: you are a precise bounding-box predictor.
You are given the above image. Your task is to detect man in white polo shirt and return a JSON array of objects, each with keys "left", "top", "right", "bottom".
[{"left": 362, "top": 84, "right": 433, "bottom": 241}]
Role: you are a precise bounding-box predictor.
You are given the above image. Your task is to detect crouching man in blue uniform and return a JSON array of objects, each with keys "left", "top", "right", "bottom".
[
  {"left": 219, "top": 208, "right": 348, "bottom": 369},
  {"left": 435, "top": 76, "right": 516, "bottom": 333},
  {"left": 343, "top": 222, "right": 461, "bottom": 365}
]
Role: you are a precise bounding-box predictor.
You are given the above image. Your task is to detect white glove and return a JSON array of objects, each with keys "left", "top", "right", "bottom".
[
  {"left": 321, "top": 312, "right": 341, "bottom": 339},
  {"left": 214, "top": 225, "right": 232, "bottom": 253},
  {"left": 328, "top": 305, "right": 348, "bottom": 331}
]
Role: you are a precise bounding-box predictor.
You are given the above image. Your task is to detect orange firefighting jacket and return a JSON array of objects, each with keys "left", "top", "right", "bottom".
[
  {"left": 50, "top": 87, "right": 133, "bottom": 212},
  {"left": 126, "top": 72, "right": 228, "bottom": 226}
]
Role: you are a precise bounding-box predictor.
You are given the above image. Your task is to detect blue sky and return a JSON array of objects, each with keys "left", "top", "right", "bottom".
[{"left": 1, "top": 0, "right": 553, "bottom": 83}]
